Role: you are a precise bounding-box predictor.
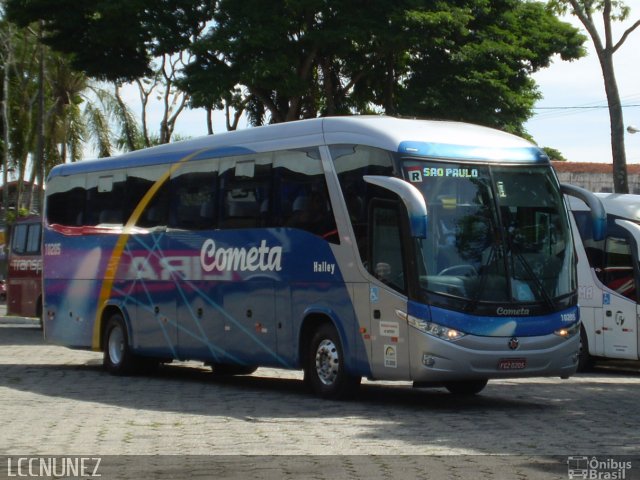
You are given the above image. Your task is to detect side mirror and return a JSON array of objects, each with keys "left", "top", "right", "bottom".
[
  {"left": 364, "top": 176, "right": 427, "bottom": 238},
  {"left": 561, "top": 183, "right": 606, "bottom": 241}
]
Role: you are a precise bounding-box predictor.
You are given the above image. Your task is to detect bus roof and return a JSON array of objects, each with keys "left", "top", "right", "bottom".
[
  {"left": 569, "top": 192, "right": 640, "bottom": 222},
  {"left": 48, "top": 116, "right": 547, "bottom": 179}
]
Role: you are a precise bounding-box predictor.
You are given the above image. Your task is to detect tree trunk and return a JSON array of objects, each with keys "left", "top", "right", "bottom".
[
  {"left": 564, "top": 0, "right": 636, "bottom": 194},
  {"left": 2, "top": 52, "right": 11, "bottom": 226},
  {"left": 35, "top": 22, "right": 46, "bottom": 213},
  {"left": 598, "top": 49, "right": 628, "bottom": 193}
]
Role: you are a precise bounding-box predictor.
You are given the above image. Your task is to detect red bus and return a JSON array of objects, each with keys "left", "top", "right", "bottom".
[{"left": 7, "top": 215, "right": 43, "bottom": 320}]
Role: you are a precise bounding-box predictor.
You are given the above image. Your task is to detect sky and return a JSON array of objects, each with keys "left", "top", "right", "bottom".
[
  {"left": 123, "top": 12, "right": 640, "bottom": 165},
  {"left": 524, "top": 14, "right": 640, "bottom": 164}
]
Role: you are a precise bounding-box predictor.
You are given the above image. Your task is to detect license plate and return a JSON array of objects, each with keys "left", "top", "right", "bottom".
[{"left": 498, "top": 358, "right": 527, "bottom": 370}]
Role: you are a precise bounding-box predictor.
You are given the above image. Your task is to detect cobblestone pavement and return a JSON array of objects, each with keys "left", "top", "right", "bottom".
[{"left": 1, "top": 316, "right": 639, "bottom": 479}]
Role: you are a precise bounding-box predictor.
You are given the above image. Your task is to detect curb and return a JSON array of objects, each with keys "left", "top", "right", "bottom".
[{"left": 0, "top": 316, "right": 40, "bottom": 326}]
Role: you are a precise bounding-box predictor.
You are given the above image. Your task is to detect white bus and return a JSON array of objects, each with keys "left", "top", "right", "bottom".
[
  {"left": 569, "top": 192, "right": 640, "bottom": 370},
  {"left": 43, "top": 116, "right": 604, "bottom": 398}
]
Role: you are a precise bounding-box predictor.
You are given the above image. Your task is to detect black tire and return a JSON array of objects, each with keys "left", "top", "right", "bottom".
[
  {"left": 37, "top": 297, "right": 43, "bottom": 331},
  {"left": 577, "top": 327, "right": 594, "bottom": 372},
  {"left": 303, "top": 323, "right": 361, "bottom": 399},
  {"left": 444, "top": 379, "right": 488, "bottom": 395},
  {"left": 210, "top": 364, "right": 258, "bottom": 376},
  {"left": 103, "top": 313, "right": 136, "bottom": 375}
]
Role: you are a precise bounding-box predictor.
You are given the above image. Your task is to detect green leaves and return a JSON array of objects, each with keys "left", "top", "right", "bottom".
[{"left": 6, "top": 0, "right": 587, "bottom": 134}]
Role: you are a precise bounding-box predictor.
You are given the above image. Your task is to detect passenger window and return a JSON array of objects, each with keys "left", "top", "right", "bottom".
[
  {"left": 275, "top": 148, "right": 338, "bottom": 243},
  {"left": 11, "top": 224, "right": 27, "bottom": 254},
  {"left": 219, "top": 156, "right": 271, "bottom": 229},
  {"left": 26, "top": 224, "right": 41, "bottom": 254},
  {"left": 126, "top": 166, "right": 169, "bottom": 228},
  {"left": 85, "top": 173, "right": 125, "bottom": 226},
  {"left": 601, "top": 236, "right": 637, "bottom": 301},
  {"left": 170, "top": 160, "right": 217, "bottom": 230},
  {"left": 46, "top": 175, "right": 86, "bottom": 226}
]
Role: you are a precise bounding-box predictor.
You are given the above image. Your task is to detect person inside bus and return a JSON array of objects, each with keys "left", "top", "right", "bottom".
[{"left": 287, "top": 190, "right": 335, "bottom": 238}]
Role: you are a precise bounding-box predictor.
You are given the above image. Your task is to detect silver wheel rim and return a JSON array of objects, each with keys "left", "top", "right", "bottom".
[
  {"left": 108, "top": 325, "right": 124, "bottom": 366},
  {"left": 315, "top": 339, "right": 339, "bottom": 386}
]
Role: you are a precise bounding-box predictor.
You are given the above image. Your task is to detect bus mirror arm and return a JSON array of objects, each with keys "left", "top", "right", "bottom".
[
  {"left": 364, "top": 175, "right": 427, "bottom": 238},
  {"left": 561, "top": 183, "right": 607, "bottom": 241}
]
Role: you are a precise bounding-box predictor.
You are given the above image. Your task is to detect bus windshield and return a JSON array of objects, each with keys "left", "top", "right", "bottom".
[{"left": 404, "top": 161, "right": 575, "bottom": 311}]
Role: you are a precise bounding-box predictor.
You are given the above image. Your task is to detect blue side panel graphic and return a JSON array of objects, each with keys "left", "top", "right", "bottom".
[{"left": 44, "top": 227, "right": 369, "bottom": 374}]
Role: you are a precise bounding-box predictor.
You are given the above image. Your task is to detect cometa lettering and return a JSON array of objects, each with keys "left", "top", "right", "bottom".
[
  {"left": 496, "top": 306, "right": 530, "bottom": 316},
  {"left": 200, "top": 239, "right": 282, "bottom": 273}
]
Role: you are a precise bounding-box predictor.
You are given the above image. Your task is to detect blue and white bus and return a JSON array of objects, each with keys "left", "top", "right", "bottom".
[{"left": 43, "top": 116, "right": 604, "bottom": 398}]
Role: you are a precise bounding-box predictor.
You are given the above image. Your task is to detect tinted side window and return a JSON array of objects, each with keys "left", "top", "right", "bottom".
[
  {"left": 11, "top": 224, "right": 27, "bottom": 253},
  {"left": 170, "top": 160, "right": 217, "bottom": 230},
  {"left": 602, "top": 235, "right": 637, "bottom": 301},
  {"left": 126, "top": 166, "right": 169, "bottom": 228},
  {"left": 26, "top": 223, "right": 41, "bottom": 254},
  {"left": 219, "top": 154, "right": 272, "bottom": 230},
  {"left": 574, "top": 212, "right": 638, "bottom": 301},
  {"left": 85, "top": 173, "right": 126, "bottom": 225},
  {"left": 274, "top": 148, "right": 338, "bottom": 243},
  {"left": 46, "top": 175, "right": 86, "bottom": 226},
  {"left": 331, "top": 145, "right": 395, "bottom": 258}
]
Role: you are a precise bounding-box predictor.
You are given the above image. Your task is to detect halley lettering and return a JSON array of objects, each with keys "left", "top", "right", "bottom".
[{"left": 200, "top": 239, "right": 282, "bottom": 273}]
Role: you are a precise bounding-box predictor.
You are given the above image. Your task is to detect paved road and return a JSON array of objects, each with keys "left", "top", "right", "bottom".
[{"left": 1, "top": 311, "right": 639, "bottom": 479}]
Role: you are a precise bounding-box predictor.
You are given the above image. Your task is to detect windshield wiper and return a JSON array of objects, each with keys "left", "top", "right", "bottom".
[
  {"left": 464, "top": 243, "right": 497, "bottom": 312},
  {"left": 509, "top": 247, "right": 556, "bottom": 310}
]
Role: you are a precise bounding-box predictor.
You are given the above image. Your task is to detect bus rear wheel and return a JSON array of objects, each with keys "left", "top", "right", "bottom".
[
  {"left": 444, "top": 379, "right": 488, "bottom": 395},
  {"left": 304, "top": 323, "right": 361, "bottom": 400},
  {"left": 103, "top": 314, "right": 136, "bottom": 375}
]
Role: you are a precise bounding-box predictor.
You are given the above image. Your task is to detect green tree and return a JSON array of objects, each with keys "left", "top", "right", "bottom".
[
  {"left": 5, "top": 0, "right": 213, "bottom": 81},
  {"left": 548, "top": 0, "right": 639, "bottom": 193},
  {"left": 6, "top": 0, "right": 209, "bottom": 142},
  {"left": 180, "top": 0, "right": 585, "bottom": 132},
  {"left": 7, "top": 0, "right": 587, "bottom": 135},
  {"left": 0, "top": 17, "right": 43, "bottom": 214},
  {"left": 542, "top": 146, "right": 568, "bottom": 161},
  {"left": 397, "top": 1, "right": 586, "bottom": 134},
  {"left": 0, "top": 17, "right": 127, "bottom": 213}
]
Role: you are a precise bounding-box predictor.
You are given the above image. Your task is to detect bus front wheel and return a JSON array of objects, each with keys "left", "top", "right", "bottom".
[
  {"left": 103, "top": 314, "right": 136, "bottom": 375},
  {"left": 304, "top": 323, "right": 361, "bottom": 400},
  {"left": 577, "top": 327, "right": 594, "bottom": 372}
]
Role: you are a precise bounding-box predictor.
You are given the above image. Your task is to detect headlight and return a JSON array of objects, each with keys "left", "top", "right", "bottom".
[
  {"left": 554, "top": 321, "right": 580, "bottom": 338},
  {"left": 397, "top": 310, "right": 465, "bottom": 341}
]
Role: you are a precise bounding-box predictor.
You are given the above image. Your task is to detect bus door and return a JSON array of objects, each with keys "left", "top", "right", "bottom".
[
  {"left": 599, "top": 220, "right": 640, "bottom": 360},
  {"left": 367, "top": 200, "right": 411, "bottom": 378}
]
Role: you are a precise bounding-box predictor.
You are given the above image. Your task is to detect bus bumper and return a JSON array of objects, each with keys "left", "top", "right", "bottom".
[{"left": 409, "top": 330, "right": 580, "bottom": 382}]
